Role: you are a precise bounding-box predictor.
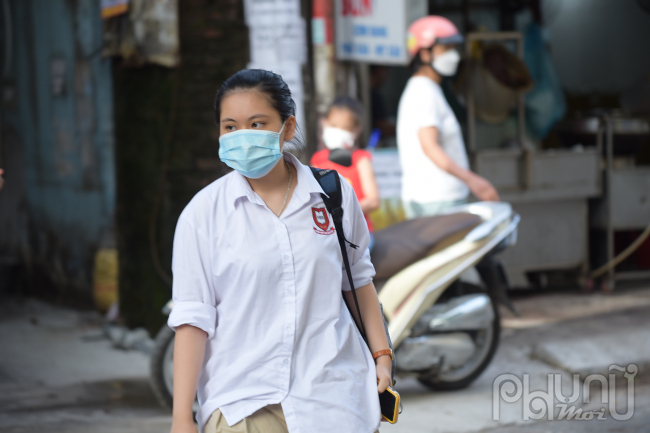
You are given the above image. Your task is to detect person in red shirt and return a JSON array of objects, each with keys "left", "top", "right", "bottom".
[{"left": 311, "top": 96, "right": 380, "bottom": 237}]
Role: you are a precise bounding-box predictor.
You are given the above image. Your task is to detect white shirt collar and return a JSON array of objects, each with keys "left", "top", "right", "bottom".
[{"left": 228, "top": 152, "right": 327, "bottom": 211}]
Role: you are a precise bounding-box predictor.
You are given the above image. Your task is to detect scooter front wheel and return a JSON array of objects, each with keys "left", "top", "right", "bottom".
[
  {"left": 150, "top": 325, "right": 175, "bottom": 409},
  {"left": 417, "top": 297, "right": 501, "bottom": 391}
]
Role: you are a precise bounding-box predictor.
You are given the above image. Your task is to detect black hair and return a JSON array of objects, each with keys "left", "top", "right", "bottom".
[
  {"left": 409, "top": 46, "right": 434, "bottom": 74},
  {"left": 214, "top": 69, "right": 304, "bottom": 149},
  {"left": 327, "top": 95, "right": 364, "bottom": 127}
]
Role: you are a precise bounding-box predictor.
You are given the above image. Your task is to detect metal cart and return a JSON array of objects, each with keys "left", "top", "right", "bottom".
[
  {"left": 590, "top": 116, "right": 650, "bottom": 290},
  {"left": 464, "top": 32, "right": 601, "bottom": 289}
]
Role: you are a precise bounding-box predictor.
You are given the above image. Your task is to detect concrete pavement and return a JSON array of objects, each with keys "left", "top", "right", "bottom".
[
  {"left": 0, "top": 298, "right": 149, "bottom": 387},
  {"left": 0, "top": 297, "right": 166, "bottom": 432},
  {"left": 1, "top": 287, "right": 650, "bottom": 432},
  {"left": 384, "top": 287, "right": 650, "bottom": 433}
]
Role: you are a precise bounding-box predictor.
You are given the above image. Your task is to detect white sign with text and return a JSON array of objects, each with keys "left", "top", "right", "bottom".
[{"left": 334, "top": 0, "right": 426, "bottom": 65}]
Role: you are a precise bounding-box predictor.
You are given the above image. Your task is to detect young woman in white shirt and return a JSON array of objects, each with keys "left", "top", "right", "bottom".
[
  {"left": 168, "top": 69, "right": 391, "bottom": 433},
  {"left": 397, "top": 16, "right": 499, "bottom": 219}
]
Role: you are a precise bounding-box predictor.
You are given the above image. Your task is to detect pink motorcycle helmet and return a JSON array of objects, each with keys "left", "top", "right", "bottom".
[{"left": 407, "top": 16, "right": 464, "bottom": 58}]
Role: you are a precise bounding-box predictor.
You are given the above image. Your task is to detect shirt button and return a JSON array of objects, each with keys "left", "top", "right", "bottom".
[
  {"left": 283, "top": 359, "right": 289, "bottom": 364},
  {"left": 283, "top": 254, "right": 290, "bottom": 262},
  {"left": 286, "top": 324, "right": 293, "bottom": 329}
]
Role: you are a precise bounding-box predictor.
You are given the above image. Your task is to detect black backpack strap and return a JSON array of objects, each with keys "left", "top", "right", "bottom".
[
  {"left": 310, "top": 167, "right": 367, "bottom": 342},
  {"left": 311, "top": 167, "right": 397, "bottom": 384},
  {"left": 310, "top": 168, "right": 359, "bottom": 249}
]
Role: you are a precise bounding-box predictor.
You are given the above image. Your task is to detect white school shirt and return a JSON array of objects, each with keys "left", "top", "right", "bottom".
[
  {"left": 396, "top": 76, "right": 470, "bottom": 203},
  {"left": 167, "top": 152, "right": 381, "bottom": 433}
]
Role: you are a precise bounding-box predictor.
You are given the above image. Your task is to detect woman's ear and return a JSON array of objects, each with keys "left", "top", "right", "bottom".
[{"left": 283, "top": 115, "right": 297, "bottom": 142}]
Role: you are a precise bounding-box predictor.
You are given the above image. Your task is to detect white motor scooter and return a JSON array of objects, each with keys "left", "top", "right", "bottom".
[
  {"left": 149, "top": 202, "right": 519, "bottom": 407},
  {"left": 375, "top": 201, "right": 519, "bottom": 389}
]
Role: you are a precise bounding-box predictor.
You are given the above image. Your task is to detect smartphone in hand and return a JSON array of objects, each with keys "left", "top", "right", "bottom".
[{"left": 379, "top": 386, "right": 400, "bottom": 424}]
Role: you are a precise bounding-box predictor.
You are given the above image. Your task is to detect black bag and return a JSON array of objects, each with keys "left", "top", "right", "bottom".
[{"left": 310, "top": 167, "right": 397, "bottom": 382}]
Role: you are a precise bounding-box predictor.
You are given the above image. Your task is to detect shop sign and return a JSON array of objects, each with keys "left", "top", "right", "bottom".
[{"left": 335, "top": 0, "right": 425, "bottom": 65}]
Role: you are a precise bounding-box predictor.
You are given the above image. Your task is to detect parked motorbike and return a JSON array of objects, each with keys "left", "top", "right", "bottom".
[
  {"left": 375, "top": 202, "right": 519, "bottom": 389},
  {"left": 150, "top": 201, "right": 519, "bottom": 408}
]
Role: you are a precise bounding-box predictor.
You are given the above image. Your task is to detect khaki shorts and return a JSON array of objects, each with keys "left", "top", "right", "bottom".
[{"left": 204, "top": 404, "right": 380, "bottom": 433}]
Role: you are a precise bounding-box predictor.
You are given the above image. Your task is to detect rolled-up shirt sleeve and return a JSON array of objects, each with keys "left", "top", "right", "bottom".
[
  {"left": 167, "top": 214, "right": 218, "bottom": 339},
  {"left": 339, "top": 174, "right": 376, "bottom": 291}
]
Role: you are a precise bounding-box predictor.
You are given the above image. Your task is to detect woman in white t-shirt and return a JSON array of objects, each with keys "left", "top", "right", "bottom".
[{"left": 397, "top": 16, "right": 499, "bottom": 219}]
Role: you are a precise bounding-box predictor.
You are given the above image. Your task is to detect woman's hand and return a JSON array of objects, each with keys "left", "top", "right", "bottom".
[
  {"left": 418, "top": 127, "right": 500, "bottom": 202},
  {"left": 467, "top": 174, "right": 500, "bottom": 202},
  {"left": 376, "top": 355, "right": 392, "bottom": 393}
]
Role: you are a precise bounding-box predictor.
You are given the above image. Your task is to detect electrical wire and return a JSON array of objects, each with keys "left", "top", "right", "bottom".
[{"left": 591, "top": 221, "right": 650, "bottom": 279}]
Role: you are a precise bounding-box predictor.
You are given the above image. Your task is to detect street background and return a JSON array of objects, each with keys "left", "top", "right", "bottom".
[
  {"left": 2, "top": 286, "right": 650, "bottom": 432},
  {"left": 1, "top": 0, "right": 650, "bottom": 432}
]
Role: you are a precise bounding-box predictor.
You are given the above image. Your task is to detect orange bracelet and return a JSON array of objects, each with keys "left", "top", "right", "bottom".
[{"left": 372, "top": 349, "right": 394, "bottom": 361}]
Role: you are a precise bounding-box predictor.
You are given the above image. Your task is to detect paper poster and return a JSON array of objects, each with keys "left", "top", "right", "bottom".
[
  {"left": 244, "top": 0, "right": 300, "bottom": 25},
  {"left": 248, "top": 18, "right": 306, "bottom": 65},
  {"left": 244, "top": 0, "right": 306, "bottom": 131}
]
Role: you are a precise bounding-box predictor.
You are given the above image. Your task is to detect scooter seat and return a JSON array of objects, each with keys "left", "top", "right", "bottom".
[{"left": 371, "top": 212, "right": 482, "bottom": 280}]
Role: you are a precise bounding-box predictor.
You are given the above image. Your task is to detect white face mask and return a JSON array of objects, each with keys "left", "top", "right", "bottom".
[
  {"left": 322, "top": 126, "right": 356, "bottom": 150},
  {"left": 432, "top": 49, "right": 460, "bottom": 77}
]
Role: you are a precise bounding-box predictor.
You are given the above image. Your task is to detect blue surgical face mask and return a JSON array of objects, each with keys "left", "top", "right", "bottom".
[{"left": 218, "top": 121, "right": 286, "bottom": 179}]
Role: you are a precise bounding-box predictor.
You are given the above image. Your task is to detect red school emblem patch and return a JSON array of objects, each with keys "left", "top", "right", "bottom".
[{"left": 312, "top": 207, "right": 335, "bottom": 235}]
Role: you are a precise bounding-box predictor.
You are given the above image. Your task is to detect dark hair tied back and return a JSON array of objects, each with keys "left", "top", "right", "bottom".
[
  {"left": 328, "top": 95, "right": 364, "bottom": 126},
  {"left": 409, "top": 46, "right": 433, "bottom": 73},
  {"left": 214, "top": 69, "right": 304, "bottom": 150}
]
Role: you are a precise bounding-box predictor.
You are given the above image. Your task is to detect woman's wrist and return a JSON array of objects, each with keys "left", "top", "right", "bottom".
[
  {"left": 372, "top": 348, "right": 393, "bottom": 361},
  {"left": 375, "top": 353, "right": 393, "bottom": 368},
  {"left": 172, "top": 408, "right": 195, "bottom": 423}
]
